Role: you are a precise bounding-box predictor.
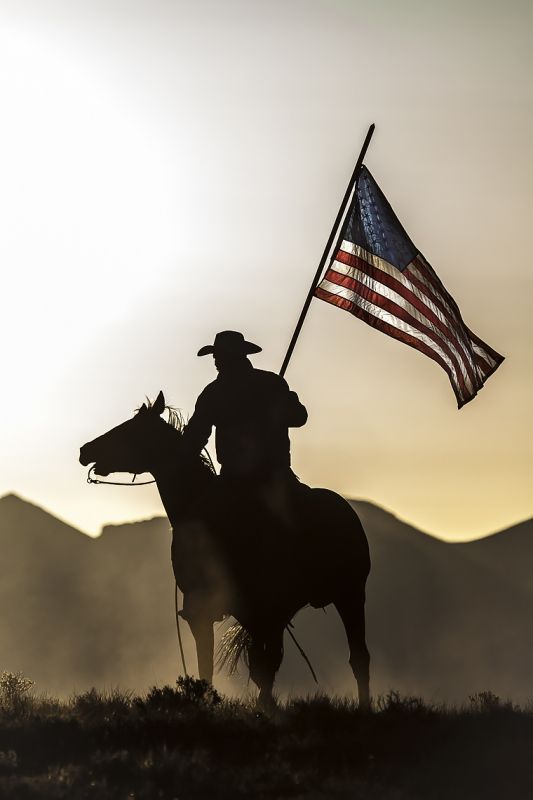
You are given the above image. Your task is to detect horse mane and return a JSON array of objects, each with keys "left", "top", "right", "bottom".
[
  {"left": 142, "top": 398, "right": 216, "bottom": 475},
  {"left": 137, "top": 398, "right": 184, "bottom": 431},
  {"left": 164, "top": 404, "right": 186, "bottom": 433}
]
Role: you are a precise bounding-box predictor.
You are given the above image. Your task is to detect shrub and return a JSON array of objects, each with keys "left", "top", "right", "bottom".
[
  {"left": 140, "top": 677, "right": 221, "bottom": 716},
  {"left": 468, "top": 690, "right": 516, "bottom": 713},
  {"left": 176, "top": 676, "right": 221, "bottom": 706},
  {"left": 71, "top": 687, "right": 132, "bottom": 723},
  {"left": 0, "top": 671, "right": 34, "bottom": 715},
  {"left": 469, "top": 690, "right": 500, "bottom": 711}
]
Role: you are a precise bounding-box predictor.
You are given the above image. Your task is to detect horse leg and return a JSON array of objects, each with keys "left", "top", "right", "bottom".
[
  {"left": 334, "top": 589, "right": 370, "bottom": 710},
  {"left": 248, "top": 624, "right": 284, "bottom": 709},
  {"left": 187, "top": 613, "right": 214, "bottom": 683}
]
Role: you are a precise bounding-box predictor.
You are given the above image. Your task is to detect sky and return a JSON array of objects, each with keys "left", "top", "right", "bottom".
[{"left": 0, "top": 0, "right": 531, "bottom": 540}]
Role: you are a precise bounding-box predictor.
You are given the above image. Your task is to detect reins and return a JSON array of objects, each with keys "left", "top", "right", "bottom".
[
  {"left": 286, "top": 622, "right": 318, "bottom": 684},
  {"left": 87, "top": 466, "right": 156, "bottom": 486},
  {"left": 175, "top": 582, "right": 188, "bottom": 678}
]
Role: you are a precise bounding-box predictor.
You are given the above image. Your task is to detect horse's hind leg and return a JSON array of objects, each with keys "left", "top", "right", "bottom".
[
  {"left": 334, "top": 589, "right": 370, "bottom": 710},
  {"left": 248, "top": 624, "right": 284, "bottom": 709}
]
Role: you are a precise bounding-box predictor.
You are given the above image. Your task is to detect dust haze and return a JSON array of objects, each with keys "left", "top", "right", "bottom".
[{"left": 1, "top": 492, "right": 531, "bottom": 703}]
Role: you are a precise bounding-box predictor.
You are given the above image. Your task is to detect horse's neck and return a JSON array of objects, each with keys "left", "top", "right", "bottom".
[{"left": 151, "top": 459, "right": 213, "bottom": 527}]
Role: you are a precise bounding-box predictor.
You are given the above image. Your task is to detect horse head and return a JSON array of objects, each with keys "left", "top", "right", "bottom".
[{"left": 79, "top": 390, "right": 174, "bottom": 477}]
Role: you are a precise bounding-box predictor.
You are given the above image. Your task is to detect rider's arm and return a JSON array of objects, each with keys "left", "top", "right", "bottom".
[
  {"left": 286, "top": 388, "right": 308, "bottom": 427},
  {"left": 181, "top": 389, "right": 214, "bottom": 454},
  {"left": 271, "top": 375, "right": 308, "bottom": 428}
]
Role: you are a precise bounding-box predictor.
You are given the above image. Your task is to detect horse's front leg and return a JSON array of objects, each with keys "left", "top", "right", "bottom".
[{"left": 187, "top": 613, "right": 215, "bottom": 683}]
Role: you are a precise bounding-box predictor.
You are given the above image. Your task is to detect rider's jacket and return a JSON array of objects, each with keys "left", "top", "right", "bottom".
[{"left": 182, "top": 359, "right": 307, "bottom": 478}]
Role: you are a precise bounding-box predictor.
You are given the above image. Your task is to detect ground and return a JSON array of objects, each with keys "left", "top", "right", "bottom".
[{"left": 0, "top": 675, "right": 531, "bottom": 799}]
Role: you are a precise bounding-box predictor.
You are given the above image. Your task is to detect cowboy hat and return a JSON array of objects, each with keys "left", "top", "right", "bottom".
[{"left": 197, "top": 330, "right": 262, "bottom": 357}]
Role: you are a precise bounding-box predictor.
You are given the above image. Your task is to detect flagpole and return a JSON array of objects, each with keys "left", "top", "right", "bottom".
[{"left": 279, "top": 123, "right": 375, "bottom": 377}]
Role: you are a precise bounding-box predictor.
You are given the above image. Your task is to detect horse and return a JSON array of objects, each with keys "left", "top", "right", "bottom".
[{"left": 79, "top": 391, "right": 371, "bottom": 708}]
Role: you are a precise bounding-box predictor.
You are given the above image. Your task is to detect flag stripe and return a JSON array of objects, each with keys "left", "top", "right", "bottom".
[
  {"left": 467, "top": 327, "right": 502, "bottom": 367},
  {"left": 410, "top": 257, "right": 503, "bottom": 374},
  {"left": 315, "top": 285, "right": 464, "bottom": 403},
  {"left": 319, "top": 274, "right": 469, "bottom": 398},
  {"left": 409, "top": 256, "right": 467, "bottom": 332},
  {"left": 334, "top": 243, "right": 502, "bottom": 394},
  {"left": 471, "top": 343, "right": 496, "bottom": 371},
  {"left": 324, "top": 266, "right": 472, "bottom": 397},
  {"left": 399, "top": 256, "right": 482, "bottom": 376},
  {"left": 336, "top": 249, "right": 466, "bottom": 347},
  {"left": 404, "top": 260, "right": 477, "bottom": 355},
  {"left": 331, "top": 249, "right": 478, "bottom": 390},
  {"left": 340, "top": 242, "right": 481, "bottom": 381}
]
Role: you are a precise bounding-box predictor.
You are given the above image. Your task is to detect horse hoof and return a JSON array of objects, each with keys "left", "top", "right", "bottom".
[
  {"left": 256, "top": 694, "right": 277, "bottom": 714},
  {"left": 358, "top": 697, "right": 371, "bottom": 712}
]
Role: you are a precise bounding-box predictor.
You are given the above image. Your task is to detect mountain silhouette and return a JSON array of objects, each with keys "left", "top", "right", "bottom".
[
  {"left": 0, "top": 494, "right": 177, "bottom": 694},
  {"left": 0, "top": 492, "right": 531, "bottom": 701}
]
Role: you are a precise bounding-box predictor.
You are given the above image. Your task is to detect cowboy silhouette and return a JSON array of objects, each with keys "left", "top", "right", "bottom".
[{"left": 182, "top": 331, "right": 307, "bottom": 512}]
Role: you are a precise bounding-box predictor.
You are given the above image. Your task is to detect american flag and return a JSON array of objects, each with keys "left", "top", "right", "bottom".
[{"left": 315, "top": 166, "right": 504, "bottom": 408}]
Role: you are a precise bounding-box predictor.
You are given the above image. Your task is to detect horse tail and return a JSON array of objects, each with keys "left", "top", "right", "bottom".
[{"left": 215, "top": 622, "right": 252, "bottom": 676}]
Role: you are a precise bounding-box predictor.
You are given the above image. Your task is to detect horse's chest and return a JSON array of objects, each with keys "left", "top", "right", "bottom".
[{"left": 171, "top": 520, "right": 229, "bottom": 591}]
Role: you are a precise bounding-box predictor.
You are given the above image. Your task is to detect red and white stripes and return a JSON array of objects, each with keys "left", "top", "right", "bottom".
[{"left": 315, "top": 242, "right": 503, "bottom": 407}]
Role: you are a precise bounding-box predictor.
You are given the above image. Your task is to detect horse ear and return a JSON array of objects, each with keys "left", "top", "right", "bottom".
[
  {"left": 153, "top": 391, "right": 165, "bottom": 416},
  {"left": 139, "top": 403, "right": 148, "bottom": 414}
]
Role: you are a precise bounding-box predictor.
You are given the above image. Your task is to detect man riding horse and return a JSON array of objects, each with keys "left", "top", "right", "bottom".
[
  {"left": 79, "top": 333, "right": 371, "bottom": 706},
  {"left": 181, "top": 330, "right": 308, "bottom": 519}
]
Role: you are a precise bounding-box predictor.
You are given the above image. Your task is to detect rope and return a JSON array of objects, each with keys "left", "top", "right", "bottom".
[
  {"left": 175, "top": 581, "right": 188, "bottom": 678},
  {"left": 286, "top": 624, "right": 318, "bottom": 684},
  {"left": 202, "top": 447, "right": 217, "bottom": 474}
]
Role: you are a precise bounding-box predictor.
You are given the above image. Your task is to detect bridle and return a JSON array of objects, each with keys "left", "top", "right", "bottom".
[
  {"left": 86, "top": 466, "right": 156, "bottom": 486},
  {"left": 86, "top": 443, "right": 216, "bottom": 486}
]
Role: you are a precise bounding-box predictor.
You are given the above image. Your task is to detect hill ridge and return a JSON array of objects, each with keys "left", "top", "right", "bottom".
[{"left": 0, "top": 491, "right": 87, "bottom": 539}]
